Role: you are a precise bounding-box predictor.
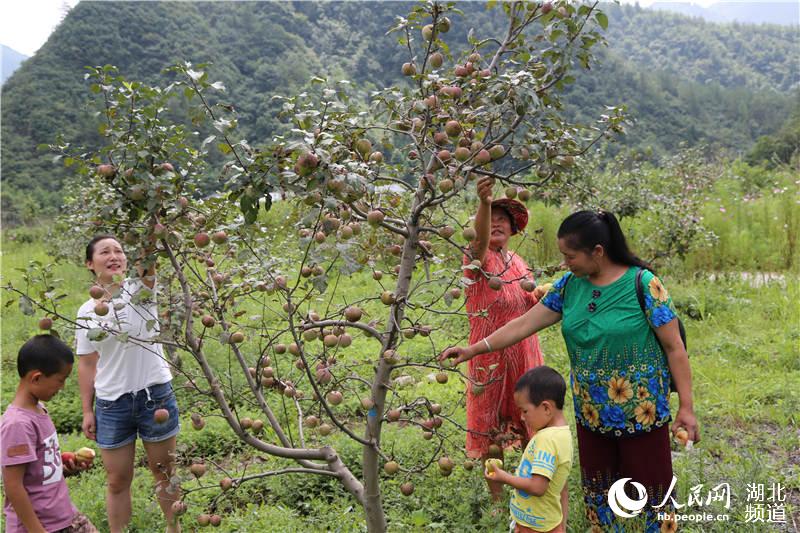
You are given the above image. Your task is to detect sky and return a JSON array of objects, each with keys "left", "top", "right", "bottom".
[
  {"left": 1, "top": 0, "right": 80, "bottom": 56},
  {"left": 0, "top": 0, "right": 790, "bottom": 58}
]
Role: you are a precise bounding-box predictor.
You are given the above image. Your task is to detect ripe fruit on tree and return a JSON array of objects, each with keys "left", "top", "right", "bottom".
[
  {"left": 229, "top": 332, "right": 245, "bottom": 344},
  {"left": 201, "top": 315, "right": 215, "bottom": 328},
  {"left": 89, "top": 285, "right": 105, "bottom": 299},
  {"left": 400, "top": 482, "right": 414, "bottom": 496},
  {"left": 240, "top": 417, "right": 253, "bottom": 430},
  {"left": 438, "top": 178, "right": 454, "bottom": 193},
  {"left": 518, "top": 189, "right": 532, "bottom": 201},
  {"left": 190, "top": 463, "right": 206, "bottom": 478},
  {"left": 401, "top": 62, "right": 416, "bottom": 76},
  {"left": 38, "top": 317, "right": 53, "bottom": 330},
  {"left": 211, "top": 231, "right": 228, "bottom": 245},
  {"left": 220, "top": 477, "right": 233, "bottom": 491},
  {"left": 454, "top": 147, "right": 470, "bottom": 161},
  {"left": 505, "top": 186, "right": 518, "bottom": 199},
  {"left": 355, "top": 139, "right": 373, "bottom": 158},
  {"left": 429, "top": 52, "right": 443, "bottom": 68},
  {"left": 439, "top": 226, "right": 455, "bottom": 239},
  {"left": 191, "top": 413, "right": 205, "bottom": 430},
  {"left": 194, "top": 232, "right": 211, "bottom": 248},
  {"left": 421, "top": 24, "right": 435, "bottom": 41},
  {"left": 97, "top": 164, "right": 116, "bottom": 179},
  {"left": 380, "top": 291, "right": 396, "bottom": 305},
  {"left": 327, "top": 390, "right": 344, "bottom": 405},
  {"left": 197, "top": 514, "right": 211, "bottom": 527},
  {"left": 367, "top": 210, "right": 385, "bottom": 225},
  {"left": 435, "top": 372, "right": 449, "bottom": 384},
  {"left": 153, "top": 408, "right": 170, "bottom": 424},
  {"left": 445, "top": 120, "right": 461, "bottom": 137},
  {"left": 94, "top": 302, "right": 109, "bottom": 316},
  {"left": 318, "top": 423, "right": 333, "bottom": 436},
  {"left": 171, "top": 501, "right": 187, "bottom": 516},
  {"left": 520, "top": 279, "right": 536, "bottom": 292},
  {"left": 474, "top": 149, "right": 491, "bottom": 165},
  {"left": 462, "top": 227, "right": 477, "bottom": 241},
  {"left": 383, "top": 461, "right": 399, "bottom": 475},
  {"left": 209, "top": 514, "right": 222, "bottom": 527},
  {"left": 489, "top": 145, "right": 506, "bottom": 160},
  {"left": 488, "top": 277, "right": 503, "bottom": 291}
]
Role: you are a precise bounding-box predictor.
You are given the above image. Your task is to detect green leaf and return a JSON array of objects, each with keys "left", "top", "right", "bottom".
[{"left": 595, "top": 12, "right": 608, "bottom": 30}]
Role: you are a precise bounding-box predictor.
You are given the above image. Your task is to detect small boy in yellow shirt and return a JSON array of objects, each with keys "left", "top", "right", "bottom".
[{"left": 484, "top": 366, "right": 572, "bottom": 533}]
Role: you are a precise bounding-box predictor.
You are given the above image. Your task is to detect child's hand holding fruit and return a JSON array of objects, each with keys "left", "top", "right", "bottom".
[
  {"left": 62, "top": 447, "right": 96, "bottom": 476},
  {"left": 483, "top": 458, "right": 506, "bottom": 481}
]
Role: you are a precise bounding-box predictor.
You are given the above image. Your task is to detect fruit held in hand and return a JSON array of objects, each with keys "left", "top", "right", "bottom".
[
  {"left": 674, "top": 427, "right": 690, "bottom": 447},
  {"left": 484, "top": 458, "right": 503, "bottom": 476},
  {"left": 153, "top": 408, "right": 170, "bottom": 424},
  {"left": 75, "top": 447, "right": 96, "bottom": 463},
  {"left": 61, "top": 451, "right": 76, "bottom": 463}
]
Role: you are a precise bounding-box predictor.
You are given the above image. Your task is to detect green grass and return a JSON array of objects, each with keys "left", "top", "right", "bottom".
[{"left": 1, "top": 186, "right": 798, "bottom": 531}]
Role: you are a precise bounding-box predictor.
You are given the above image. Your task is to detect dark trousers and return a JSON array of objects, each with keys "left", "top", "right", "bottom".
[{"left": 576, "top": 424, "right": 675, "bottom": 532}]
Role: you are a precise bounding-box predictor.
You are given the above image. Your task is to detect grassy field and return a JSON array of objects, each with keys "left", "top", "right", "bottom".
[{"left": 1, "top": 175, "right": 798, "bottom": 531}]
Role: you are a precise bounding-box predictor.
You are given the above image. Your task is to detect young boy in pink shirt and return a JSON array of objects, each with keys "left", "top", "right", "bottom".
[{"left": 1, "top": 334, "right": 97, "bottom": 532}]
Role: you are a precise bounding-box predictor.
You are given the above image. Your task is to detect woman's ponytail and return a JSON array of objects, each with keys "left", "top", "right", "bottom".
[{"left": 558, "top": 210, "right": 653, "bottom": 273}]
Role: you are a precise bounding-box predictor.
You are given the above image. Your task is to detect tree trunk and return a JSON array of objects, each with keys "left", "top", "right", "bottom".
[{"left": 361, "top": 199, "right": 423, "bottom": 533}]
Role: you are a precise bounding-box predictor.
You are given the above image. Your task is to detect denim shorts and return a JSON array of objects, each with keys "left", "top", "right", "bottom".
[{"left": 95, "top": 381, "right": 180, "bottom": 449}]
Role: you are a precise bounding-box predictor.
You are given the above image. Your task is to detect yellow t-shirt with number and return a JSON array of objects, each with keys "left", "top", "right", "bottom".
[{"left": 510, "top": 425, "right": 573, "bottom": 531}]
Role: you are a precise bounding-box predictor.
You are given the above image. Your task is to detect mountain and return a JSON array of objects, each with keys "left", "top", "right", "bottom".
[
  {"left": 648, "top": 2, "right": 800, "bottom": 26},
  {"left": 2, "top": 45, "right": 29, "bottom": 85},
  {"left": 1, "top": 2, "right": 797, "bottom": 224}
]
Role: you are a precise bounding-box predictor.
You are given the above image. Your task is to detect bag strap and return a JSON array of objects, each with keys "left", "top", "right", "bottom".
[{"left": 634, "top": 267, "right": 647, "bottom": 314}]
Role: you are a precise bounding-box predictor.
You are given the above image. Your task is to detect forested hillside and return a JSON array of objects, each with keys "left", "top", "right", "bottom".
[{"left": 2, "top": 1, "right": 797, "bottom": 224}]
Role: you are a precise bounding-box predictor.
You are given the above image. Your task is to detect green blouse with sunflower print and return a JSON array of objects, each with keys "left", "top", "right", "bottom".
[{"left": 541, "top": 267, "right": 678, "bottom": 437}]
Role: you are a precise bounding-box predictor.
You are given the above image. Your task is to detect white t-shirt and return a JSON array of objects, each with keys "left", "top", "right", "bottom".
[{"left": 75, "top": 278, "right": 172, "bottom": 401}]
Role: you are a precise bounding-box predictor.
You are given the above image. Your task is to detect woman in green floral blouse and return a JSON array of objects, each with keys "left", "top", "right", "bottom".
[{"left": 441, "top": 210, "right": 698, "bottom": 532}]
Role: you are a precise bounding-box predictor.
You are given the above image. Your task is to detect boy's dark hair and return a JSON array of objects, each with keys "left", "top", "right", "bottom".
[
  {"left": 17, "top": 335, "right": 74, "bottom": 377},
  {"left": 515, "top": 366, "right": 566, "bottom": 410}
]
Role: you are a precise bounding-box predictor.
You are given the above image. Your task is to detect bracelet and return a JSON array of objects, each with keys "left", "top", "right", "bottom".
[{"left": 482, "top": 338, "right": 493, "bottom": 353}]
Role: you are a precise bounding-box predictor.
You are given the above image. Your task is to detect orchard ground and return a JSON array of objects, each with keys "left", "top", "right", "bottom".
[{"left": 2, "top": 173, "right": 798, "bottom": 531}]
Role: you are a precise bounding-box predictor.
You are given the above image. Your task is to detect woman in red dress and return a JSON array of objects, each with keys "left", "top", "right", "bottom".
[{"left": 463, "top": 177, "right": 545, "bottom": 501}]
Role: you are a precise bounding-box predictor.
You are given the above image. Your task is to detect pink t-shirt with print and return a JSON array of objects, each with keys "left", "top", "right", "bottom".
[{"left": 1, "top": 404, "right": 77, "bottom": 532}]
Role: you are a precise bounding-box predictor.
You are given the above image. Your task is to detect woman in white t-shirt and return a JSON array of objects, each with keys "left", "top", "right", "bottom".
[{"left": 75, "top": 235, "right": 181, "bottom": 533}]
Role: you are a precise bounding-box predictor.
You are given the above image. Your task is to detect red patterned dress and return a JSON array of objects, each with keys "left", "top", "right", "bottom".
[{"left": 463, "top": 248, "right": 543, "bottom": 457}]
